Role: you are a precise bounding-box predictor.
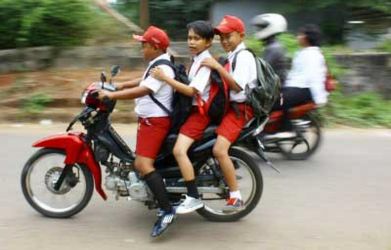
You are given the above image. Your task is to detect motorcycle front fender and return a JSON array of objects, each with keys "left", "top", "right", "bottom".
[{"left": 33, "top": 132, "right": 107, "bottom": 200}]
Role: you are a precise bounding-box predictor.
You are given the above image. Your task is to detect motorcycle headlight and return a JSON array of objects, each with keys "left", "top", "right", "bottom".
[{"left": 81, "top": 91, "right": 88, "bottom": 104}]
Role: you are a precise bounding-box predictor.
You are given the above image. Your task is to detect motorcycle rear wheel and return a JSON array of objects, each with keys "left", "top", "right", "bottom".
[
  {"left": 196, "top": 147, "right": 263, "bottom": 222},
  {"left": 21, "top": 148, "right": 94, "bottom": 218},
  {"left": 278, "top": 113, "right": 322, "bottom": 160}
]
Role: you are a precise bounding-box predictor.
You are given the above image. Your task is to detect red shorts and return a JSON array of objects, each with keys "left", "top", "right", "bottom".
[
  {"left": 179, "top": 107, "right": 210, "bottom": 140},
  {"left": 216, "top": 103, "right": 254, "bottom": 143},
  {"left": 136, "top": 117, "right": 171, "bottom": 159}
]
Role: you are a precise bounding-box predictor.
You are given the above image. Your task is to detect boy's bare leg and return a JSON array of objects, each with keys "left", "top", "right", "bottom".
[
  {"left": 173, "top": 134, "right": 195, "bottom": 181},
  {"left": 134, "top": 156, "right": 155, "bottom": 176},
  {"left": 212, "top": 135, "right": 238, "bottom": 191},
  {"left": 173, "top": 134, "right": 204, "bottom": 214}
]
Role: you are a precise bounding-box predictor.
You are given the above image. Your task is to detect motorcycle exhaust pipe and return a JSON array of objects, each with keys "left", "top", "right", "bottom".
[{"left": 166, "top": 186, "right": 224, "bottom": 194}]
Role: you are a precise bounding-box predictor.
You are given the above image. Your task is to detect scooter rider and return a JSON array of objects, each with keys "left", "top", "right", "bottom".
[{"left": 251, "top": 13, "right": 289, "bottom": 85}]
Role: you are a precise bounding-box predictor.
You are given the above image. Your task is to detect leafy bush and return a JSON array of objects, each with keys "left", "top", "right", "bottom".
[
  {"left": 22, "top": 93, "right": 52, "bottom": 114},
  {"left": 0, "top": 0, "right": 95, "bottom": 49},
  {"left": 377, "top": 39, "right": 391, "bottom": 53}
]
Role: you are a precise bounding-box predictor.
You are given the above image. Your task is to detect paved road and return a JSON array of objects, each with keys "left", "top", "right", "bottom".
[{"left": 0, "top": 124, "right": 390, "bottom": 250}]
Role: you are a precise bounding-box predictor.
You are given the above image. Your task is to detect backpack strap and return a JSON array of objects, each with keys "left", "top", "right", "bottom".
[
  {"left": 191, "top": 65, "right": 207, "bottom": 116},
  {"left": 144, "top": 59, "right": 174, "bottom": 79},
  {"left": 195, "top": 62, "right": 230, "bottom": 117},
  {"left": 231, "top": 48, "right": 256, "bottom": 71},
  {"left": 148, "top": 93, "right": 172, "bottom": 116},
  {"left": 144, "top": 59, "right": 175, "bottom": 116}
]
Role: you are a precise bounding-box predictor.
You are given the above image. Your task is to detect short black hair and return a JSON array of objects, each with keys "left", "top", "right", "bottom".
[
  {"left": 300, "top": 24, "right": 322, "bottom": 46},
  {"left": 187, "top": 20, "right": 214, "bottom": 40}
]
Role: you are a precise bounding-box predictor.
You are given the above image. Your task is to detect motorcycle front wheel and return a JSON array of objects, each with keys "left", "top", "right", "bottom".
[
  {"left": 196, "top": 147, "right": 263, "bottom": 222},
  {"left": 21, "top": 148, "right": 94, "bottom": 218}
]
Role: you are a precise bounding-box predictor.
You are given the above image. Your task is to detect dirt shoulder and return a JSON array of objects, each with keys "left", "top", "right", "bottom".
[{"left": 0, "top": 68, "right": 144, "bottom": 123}]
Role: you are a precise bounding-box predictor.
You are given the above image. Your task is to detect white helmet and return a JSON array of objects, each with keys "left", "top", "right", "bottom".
[{"left": 251, "top": 13, "right": 287, "bottom": 40}]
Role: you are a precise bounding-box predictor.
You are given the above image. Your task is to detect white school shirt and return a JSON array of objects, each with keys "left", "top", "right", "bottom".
[
  {"left": 285, "top": 46, "right": 328, "bottom": 105},
  {"left": 188, "top": 50, "right": 212, "bottom": 105},
  {"left": 227, "top": 42, "right": 257, "bottom": 102},
  {"left": 135, "top": 53, "right": 175, "bottom": 118}
]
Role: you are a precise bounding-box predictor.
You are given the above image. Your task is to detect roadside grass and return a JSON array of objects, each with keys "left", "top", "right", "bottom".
[{"left": 322, "top": 91, "right": 391, "bottom": 128}]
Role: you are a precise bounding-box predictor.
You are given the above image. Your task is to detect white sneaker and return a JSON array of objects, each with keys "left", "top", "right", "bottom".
[
  {"left": 264, "top": 131, "right": 296, "bottom": 140},
  {"left": 175, "top": 195, "right": 204, "bottom": 214}
]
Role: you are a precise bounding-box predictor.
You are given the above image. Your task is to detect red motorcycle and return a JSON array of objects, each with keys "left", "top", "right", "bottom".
[
  {"left": 20, "top": 66, "right": 264, "bottom": 222},
  {"left": 260, "top": 102, "right": 322, "bottom": 160}
]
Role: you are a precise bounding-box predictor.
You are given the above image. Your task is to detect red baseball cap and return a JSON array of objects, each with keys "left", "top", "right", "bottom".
[
  {"left": 133, "top": 26, "right": 170, "bottom": 50},
  {"left": 214, "top": 15, "right": 245, "bottom": 34}
]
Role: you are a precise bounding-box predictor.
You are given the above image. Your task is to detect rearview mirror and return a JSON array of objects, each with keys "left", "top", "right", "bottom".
[
  {"left": 111, "top": 65, "right": 121, "bottom": 77},
  {"left": 100, "top": 72, "right": 107, "bottom": 84}
]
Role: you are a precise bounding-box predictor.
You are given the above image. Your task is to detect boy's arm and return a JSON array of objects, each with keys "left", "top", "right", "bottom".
[
  {"left": 99, "top": 86, "right": 151, "bottom": 100},
  {"left": 150, "top": 67, "right": 198, "bottom": 97},
  {"left": 115, "top": 77, "right": 142, "bottom": 90},
  {"left": 201, "top": 58, "right": 242, "bottom": 92}
]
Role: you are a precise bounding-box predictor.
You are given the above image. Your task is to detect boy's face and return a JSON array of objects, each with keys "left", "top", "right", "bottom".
[
  {"left": 219, "top": 31, "right": 244, "bottom": 52},
  {"left": 141, "top": 42, "right": 159, "bottom": 60},
  {"left": 187, "top": 28, "right": 212, "bottom": 56}
]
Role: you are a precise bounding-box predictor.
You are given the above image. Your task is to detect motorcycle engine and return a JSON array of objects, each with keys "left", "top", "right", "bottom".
[
  {"left": 104, "top": 171, "right": 151, "bottom": 202},
  {"left": 126, "top": 172, "right": 151, "bottom": 201}
]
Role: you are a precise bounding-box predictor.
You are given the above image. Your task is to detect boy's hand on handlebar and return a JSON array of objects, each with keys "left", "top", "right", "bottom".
[
  {"left": 114, "top": 82, "right": 124, "bottom": 90},
  {"left": 150, "top": 67, "right": 167, "bottom": 81},
  {"left": 97, "top": 90, "right": 112, "bottom": 100}
]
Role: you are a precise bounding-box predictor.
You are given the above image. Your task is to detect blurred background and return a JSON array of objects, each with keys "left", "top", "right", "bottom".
[{"left": 0, "top": 0, "right": 390, "bottom": 127}]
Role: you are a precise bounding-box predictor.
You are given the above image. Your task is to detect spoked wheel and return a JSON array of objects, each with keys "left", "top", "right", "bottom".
[
  {"left": 196, "top": 147, "right": 263, "bottom": 222},
  {"left": 278, "top": 113, "right": 322, "bottom": 160},
  {"left": 21, "top": 148, "right": 94, "bottom": 218}
]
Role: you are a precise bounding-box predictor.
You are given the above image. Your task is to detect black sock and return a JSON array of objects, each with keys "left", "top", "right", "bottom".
[
  {"left": 144, "top": 171, "right": 172, "bottom": 212},
  {"left": 185, "top": 180, "right": 199, "bottom": 199}
]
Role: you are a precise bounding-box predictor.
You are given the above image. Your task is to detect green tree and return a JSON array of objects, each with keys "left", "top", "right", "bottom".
[
  {"left": 0, "top": 0, "right": 94, "bottom": 49},
  {"left": 111, "top": 0, "right": 213, "bottom": 39},
  {"left": 272, "top": 0, "right": 391, "bottom": 44},
  {"left": 149, "top": 0, "right": 212, "bottom": 39}
]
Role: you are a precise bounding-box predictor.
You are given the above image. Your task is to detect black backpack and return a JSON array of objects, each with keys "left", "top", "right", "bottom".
[
  {"left": 145, "top": 57, "right": 193, "bottom": 134},
  {"left": 232, "top": 49, "right": 281, "bottom": 118}
]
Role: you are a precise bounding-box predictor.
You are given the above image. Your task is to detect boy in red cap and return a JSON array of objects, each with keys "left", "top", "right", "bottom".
[
  {"left": 98, "top": 25, "right": 175, "bottom": 237},
  {"left": 201, "top": 15, "right": 257, "bottom": 212}
]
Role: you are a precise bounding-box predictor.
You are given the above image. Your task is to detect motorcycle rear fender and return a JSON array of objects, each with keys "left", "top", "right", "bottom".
[
  {"left": 265, "top": 102, "right": 317, "bottom": 133},
  {"left": 32, "top": 132, "right": 107, "bottom": 200},
  {"left": 269, "top": 102, "right": 317, "bottom": 121}
]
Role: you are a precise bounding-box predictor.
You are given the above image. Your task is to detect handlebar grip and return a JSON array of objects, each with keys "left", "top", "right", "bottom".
[{"left": 91, "top": 90, "right": 99, "bottom": 98}]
